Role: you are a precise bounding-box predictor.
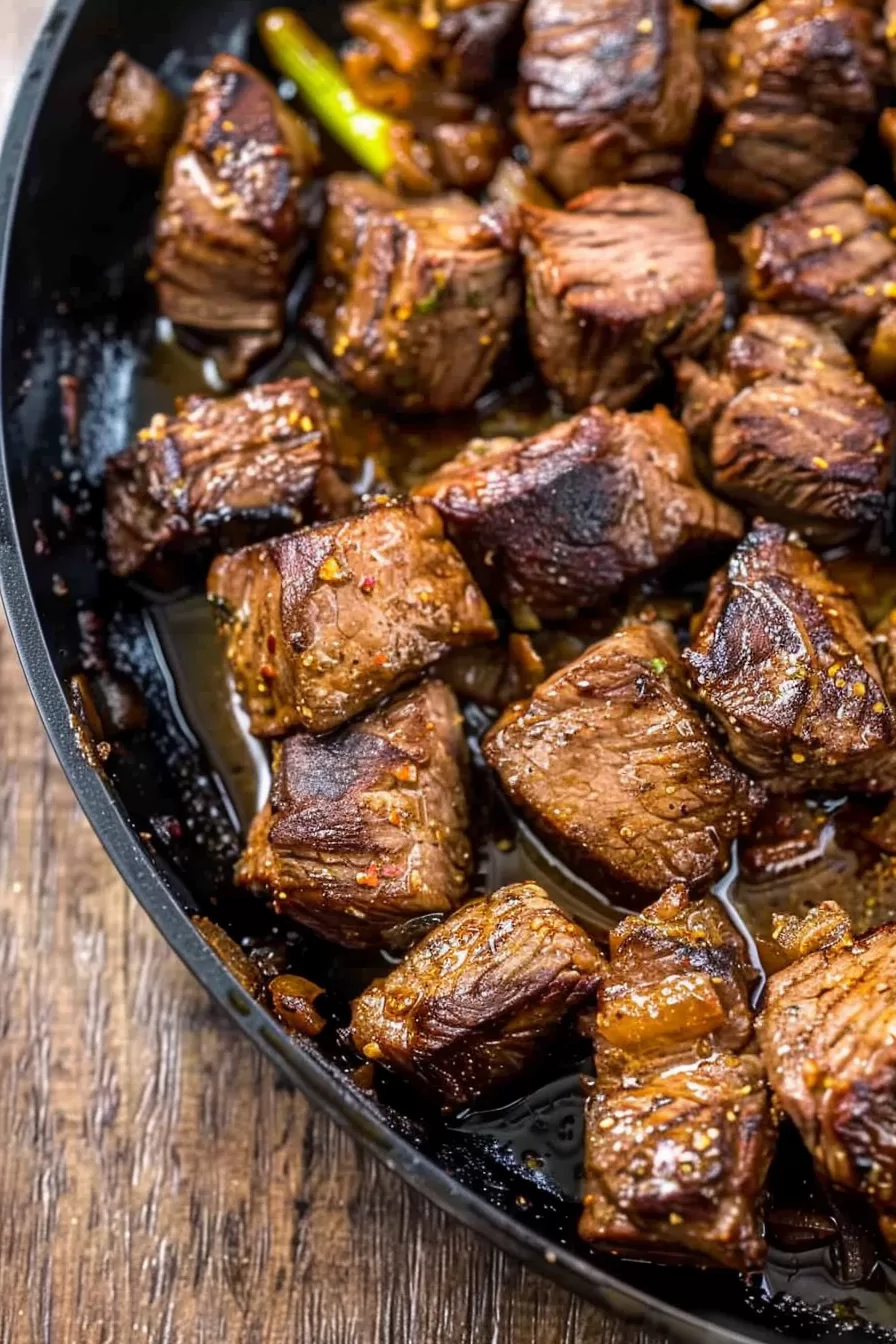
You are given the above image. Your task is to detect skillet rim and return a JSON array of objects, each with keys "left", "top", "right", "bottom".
[{"left": 0, "top": 7, "right": 805, "bottom": 1340}]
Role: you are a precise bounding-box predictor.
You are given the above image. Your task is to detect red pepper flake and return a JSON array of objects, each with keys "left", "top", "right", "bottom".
[
  {"left": 373, "top": 651, "right": 388, "bottom": 667},
  {"left": 260, "top": 662, "right": 276, "bottom": 680},
  {"left": 355, "top": 863, "right": 380, "bottom": 888},
  {"left": 394, "top": 763, "right": 418, "bottom": 783},
  {"left": 267, "top": 633, "right": 277, "bottom": 655},
  {"left": 359, "top": 575, "right": 376, "bottom": 594}
]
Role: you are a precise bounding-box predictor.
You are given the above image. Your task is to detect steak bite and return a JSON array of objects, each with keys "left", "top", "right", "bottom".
[
  {"left": 705, "top": 0, "right": 885, "bottom": 209},
  {"left": 677, "top": 313, "right": 893, "bottom": 543},
  {"left": 521, "top": 186, "right": 724, "bottom": 410},
  {"left": 684, "top": 522, "right": 896, "bottom": 793},
  {"left": 305, "top": 173, "right": 520, "bottom": 414},
  {"left": 737, "top": 171, "right": 896, "bottom": 388},
  {"left": 581, "top": 884, "right": 773, "bottom": 1270},
  {"left": 89, "top": 51, "right": 183, "bottom": 170},
  {"left": 153, "top": 54, "right": 319, "bottom": 381},
  {"left": 483, "top": 622, "right": 765, "bottom": 902},
  {"left": 236, "top": 680, "right": 472, "bottom": 948},
  {"left": 414, "top": 405, "right": 742, "bottom": 627},
  {"left": 350, "top": 881, "right": 604, "bottom": 1105},
  {"left": 515, "top": 0, "right": 702, "bottom": 201},
  {"left": 105, "top": 378, "right": 334, "bottom": 578},
  {"left": 208, "top": 498, "right": 496, "bottom": 737},
  {"left": 758, "top": 909, "right": 896, "bottom": 1247}
]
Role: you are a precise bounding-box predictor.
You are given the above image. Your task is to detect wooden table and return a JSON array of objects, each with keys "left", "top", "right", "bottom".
[{"left": 0, "top": 7, "right": 650, "bottom": 1342}]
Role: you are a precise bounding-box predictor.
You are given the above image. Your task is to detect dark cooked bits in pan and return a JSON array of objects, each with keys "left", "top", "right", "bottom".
[
  {"left": 580, "top": 883, "right": 773, "bottom": 1270},
  {"left": 677, "top": 313, "right": 893, "bottom": 544},
  {"left": 350, "top": 882, "right": 604, "bottom": 1106},
  {"left": 483, "top": 622, "right": 765, "bottom": 903},
  {"left": 415, "top": 404, "right": 742, "bottom": 627},
  {"left": 208, "top": 497, "right": 496, "bottom": 736},
  {"left": 684, "top": 522, "right": 896, "bottom": 792},
  {"left": 105, "top": 378, "right": 337, "bottom": 578},
  {"left": 521, "top": 185, "right": 724, "bottom": 410},
  {"left": 268, "top": 974, "right": 326, "bottom": 1036},
  {"left": 305, "top": 173, "right": 520, "bottom": 413},
  {"left": 237, "top": 680, "right": 472, "bottom": 948}
]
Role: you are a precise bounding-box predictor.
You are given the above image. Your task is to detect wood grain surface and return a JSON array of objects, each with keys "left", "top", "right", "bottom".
[{"left": 0, "top": 7, "right": 657, "bottom": 1343}]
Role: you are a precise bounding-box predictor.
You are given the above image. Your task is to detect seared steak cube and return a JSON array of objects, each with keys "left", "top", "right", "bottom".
[
  {"left": 738, "top": 170, "right": 896, "bottom": 388},
  {"left": 521, "top": 186, "right": 724, "bottom": 409},
  {"left": 483, "top": 622, "right": 765, "bottom": 902},
  {"left": 678, "top": 313, "right": 893, "bottom": 543},
  {"left": 515, "top": 0, "right": 702, "bottom": 201},
  {"left": 153, "top": 54, "right": 319, "bottom": 381},
  {"left": 305, "top": 173, "right": 520, "bottom": 413},
  {"left": 89, "top": 51, "right": 183, "bottom": 170},
  {"left": 207, "top": 498, "right": 496, "bottom": 736},
  {"left": 415, "top": 405, "right": 742, "bottom": 626},
  {"left": 758, "top": 910, "right": 896, "bottom": 1247},
  {"left": 581, "top": 883, "right": 772, "bottom": 1270},
  {"left": 705, "top": 0, "right": 885, "bottom": 208},
  {"left": 105, "top": 378, "right": 333, "bottom": 578},
  {"left": 350, "top": 881, "right": 603, "bottom": 1104},
  {"left": 684, "top": 522, "right": 896, "bottom": 792},
  {"left": 236, "top": 680, "right": 471, "bottom": 948}
]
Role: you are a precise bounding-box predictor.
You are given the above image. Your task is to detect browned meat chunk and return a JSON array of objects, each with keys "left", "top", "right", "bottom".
[
  {"left": 105, "top": 378, "right": 334, "bottom": 578},
  {"left": 350, "top": 881, "right": 603, "bottom": 1104},
  {"left": 705, "top": 0, "right": 884, "bottom": 208},
  {"left": 684, "top": 521, "right": 896, "bottom": 792},
  {"left": 581, "top": 884, "right": 773, "bottom": 1269},
  {"left": 758, "top": 910, "right": 896, "bottom": 1247},
  {"left": 737, "top": 171, "right": 896, "bottom": 389},
  {"left": 483, "top": 622, "right": 765, "bottom": 902},
  {"left": 515, "top": 0, "right": 702, "bottom": 201},
  {"left": 433, "top": 0, "right": 523, "bottom": 91},
  {"left": 678, "top": 313, "right": 893, "bottom": 543},
  {"left": 521, "top": 186, "right": 724, "bottom": 409},
  {"left": 208, "top": 498, "right": 496, "bottom": 736},
  {"left": 237, "top": 680, "right": 471, "bottom": 947},
  {"left": 414, "top": 405, "right": 742, "bottom": 627},
  {"left": 153, "top": 54, "right": 319, "bottom": 381},
  {"left": 89, "top": 51, "right": 183, "bottom": 170},
  {"left": 305, "top": 173, "right": 520, "bottom": 413}
]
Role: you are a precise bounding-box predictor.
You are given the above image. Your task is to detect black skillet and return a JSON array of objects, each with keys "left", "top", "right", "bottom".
[{"left": 2, "top": 3, "right": 895, "bottom": 1341}]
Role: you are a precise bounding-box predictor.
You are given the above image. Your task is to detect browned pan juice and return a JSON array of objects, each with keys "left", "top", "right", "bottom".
[{"left": 129, "top": 317, "right": 896, "bottom": 1334}]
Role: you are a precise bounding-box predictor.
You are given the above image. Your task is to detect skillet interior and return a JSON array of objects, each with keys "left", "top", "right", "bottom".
[{"left": 2, "top": 3, "right": 896, "bottom": 1340}]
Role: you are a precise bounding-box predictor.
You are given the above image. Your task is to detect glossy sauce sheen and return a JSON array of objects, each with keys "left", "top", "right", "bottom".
[{"left": 132, "top": 317, "right": 896, "bottom": 1330}]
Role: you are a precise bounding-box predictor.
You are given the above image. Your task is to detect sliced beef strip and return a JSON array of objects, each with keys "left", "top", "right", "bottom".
[
  {"left": 515, "top": 0, "right": 702, "bottom": 202},
  {"left": 236, "top": 679, "right": 471, "bottom": 948},
  {"left": 684, "top": 521, "right": 896, "bottom": 792},
  {"left": 152, "top": 54, "right": 319, "bottom": 382},
  {"left": 105, "top": 378, "right": 337, "bottom": 578},
  {"left": 89, "top": 51, "right": 183, "bottom": 170},
  {"left": 737, "top": 170, "right": 896, "bottom": 390},
  {"left": 705, "top": 0, "right": 885, "bottom": 209},
  {"left": 581, "top": 883, "right": 773, "bottom": 1270},
  {"left": 414, "top": 404, "right": 742, "bottom": 627},
  {"left": 521, "top": 185, "right": 724, "bottom": 410},
  {"left": 305, "top": 173, "right": 520, "bottom": 414},
  {"left": 758, "top": 910, "right": 896, "bottom": 1247},
  {"left": 677, "top": 313, "right": 893, "bottom": 543},
  {"left": 350, "top": 881, "right": 604, "bottom": 1105},
  {"left": 207, "top": 497, "right": 496, "bottom": 737},
  {"left": 483, "top": 622, "right": 765, "bottom": 903}
]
